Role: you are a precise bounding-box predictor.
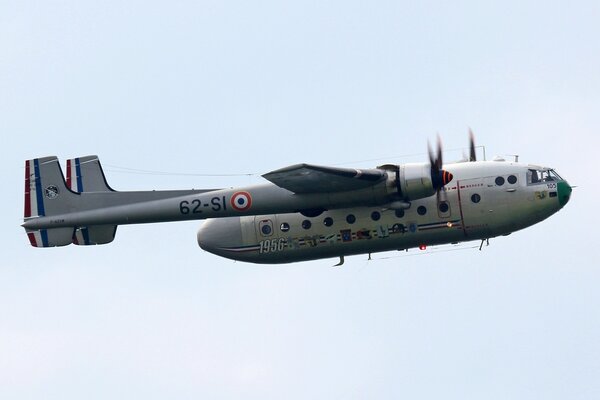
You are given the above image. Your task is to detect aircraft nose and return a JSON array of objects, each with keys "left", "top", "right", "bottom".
[
  {"left": 557, "top": 180, "right": 572, "bottom": 207},
  {"left": 197, "top": 217, "right": 243, "bottom": 257}
]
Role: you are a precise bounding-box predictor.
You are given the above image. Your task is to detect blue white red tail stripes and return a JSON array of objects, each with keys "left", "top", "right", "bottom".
[
  {"left": 27, "top": 229, "right": 49, "bottom": 247},
  {"left": 24, "top": 160, "right": 31, "bottom": 218},
  {"left": 66, "top": 158, "right": 84, "bottom": 192},
  {"left": 25, "top": 158, "right": 52, "bottom": 247},
  {"left": 24, "top": 159, "right": 45, "bottom": 218}
]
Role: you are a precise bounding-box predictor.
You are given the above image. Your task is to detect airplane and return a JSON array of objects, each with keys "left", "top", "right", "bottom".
[{"left": 22, "top": 135, "right": 572, "bottom": 265}]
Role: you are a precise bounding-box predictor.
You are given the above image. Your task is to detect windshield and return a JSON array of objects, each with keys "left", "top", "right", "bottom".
[{"left": 527, "top": 168, "right": 562, "bottom": 184}]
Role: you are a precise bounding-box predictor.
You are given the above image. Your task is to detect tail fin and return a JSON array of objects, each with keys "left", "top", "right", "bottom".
[
  {"left": 65, "top": 156, "right": 117, "bottom": 245},
  {"left": 24, "top": 157, "right": 77, "bottom": 247},
  {"left": 66, "top": 156, "right": 115, "bottom": 193}
]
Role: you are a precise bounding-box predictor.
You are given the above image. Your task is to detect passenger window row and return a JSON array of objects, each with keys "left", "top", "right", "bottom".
[{"left": 279, "top": 206, "right": 427, "bottom": 231}]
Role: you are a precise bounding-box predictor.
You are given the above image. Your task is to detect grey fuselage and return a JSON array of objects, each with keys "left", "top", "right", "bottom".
[
  {"left": 22, "top": 157, "right": 572, "bottom": 263},
  {"left": 197, "top": 161, "right": 572, "bottom": 263}
]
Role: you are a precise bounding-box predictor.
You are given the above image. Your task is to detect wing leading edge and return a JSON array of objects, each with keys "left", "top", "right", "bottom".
[{"left": 262, "top": 163, "right": 386, "bottom": 194}]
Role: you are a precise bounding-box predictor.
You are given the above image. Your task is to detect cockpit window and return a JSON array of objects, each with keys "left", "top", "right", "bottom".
[
  {"left": 527, "top": 169, "right": 562, "bottom": 185},
  {"left": 550, "top": 169, "right": 563, "bottom": 180}
]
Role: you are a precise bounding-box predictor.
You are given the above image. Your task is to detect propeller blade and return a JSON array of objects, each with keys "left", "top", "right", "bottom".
[
  {"left": 428, "top": 140, "right": 435, "bottom": 168},
  {"left": 436, "top": 135, "right": 443, "bottom": 170},
  {"left": 428, "top": 135, "right": 453, "bottom": 192},
  {"left": 469, "top": 128, "right": 476, "bottom": 162}
]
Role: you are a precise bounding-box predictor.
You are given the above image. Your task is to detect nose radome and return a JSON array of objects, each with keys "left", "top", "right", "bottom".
[
  {"left": 197, "top": 217, "right": 243, "bottom": 255},
  {"left": 557, "top": 180, "right": 572, "bottom": 207}
]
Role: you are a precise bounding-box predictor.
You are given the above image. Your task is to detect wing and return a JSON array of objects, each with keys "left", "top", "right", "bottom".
[{"left": 262, "top": 163, "right": 386, "bottom": 193}]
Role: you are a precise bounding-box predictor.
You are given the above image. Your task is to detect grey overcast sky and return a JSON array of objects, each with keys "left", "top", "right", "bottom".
[{"left": 1, "top": 1, "right": 599, "bottom": 399}]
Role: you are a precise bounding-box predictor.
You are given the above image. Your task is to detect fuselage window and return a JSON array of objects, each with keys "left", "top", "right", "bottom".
[
  {"left": 549, "top": 169, "right": 563, "bottom": 180},
  {"left": 371, "top": 211, "right": 381, "bottom": 221},
  {"left": 346, "top": 214, "right": 356, "bottom": 224},
  {"left": 261, "top": 224, "right": 272, "bottom": 235},
  {"left": 495, "top": 176, "right": 505, "bottom": 186},
  {"left": 323, "top": 217, "right": 333, "bottom": 227},
  {"left": 417, "top": 206, "right": 427, "bottom": 215},
  {"left": 302, "top": 220, "right": 312, "bottom": 230},
  {"left": 280, "top": 222, "right": 290, "bottom": 232},
  {"left": 471, "top": 193, "right": 481, "bottom": 203},
  {"left": 507, "top": 175, "right": 517, "bottom": 184},
  {"left": 395, "top": 209, "right": 405, "bottom": 218},
  {"left": 438, "top": 202, "right": 449, "bottom": 213}
]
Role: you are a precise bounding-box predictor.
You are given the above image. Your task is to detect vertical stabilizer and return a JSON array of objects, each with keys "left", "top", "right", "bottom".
[
  {"left": 66, "top": 156, "right": 115, "bottom": 192},
  {"left": 24, "top": 157, "right": 77, "bottom": 247},
  {"left": 65, "top": 156, "right": 117, "bottom": 245}
]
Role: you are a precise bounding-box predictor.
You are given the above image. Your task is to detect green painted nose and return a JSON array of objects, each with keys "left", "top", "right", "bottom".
[{"left": 557, "top": 181, "right": 572, "bottom": 207}]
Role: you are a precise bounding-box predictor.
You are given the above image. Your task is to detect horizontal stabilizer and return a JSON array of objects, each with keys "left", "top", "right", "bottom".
[
  {"left": 263, "top": 163, "right": 385, "bottom": 193},
  {"left": 26, "top": 227, "right": 74, "bottom": 247},
  {"left": 73, "top": 225, "right": 118, "bottom": 245}
]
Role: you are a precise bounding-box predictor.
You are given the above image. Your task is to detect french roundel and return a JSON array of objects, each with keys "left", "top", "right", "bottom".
[{"left": 230, "top": 191, "right": 252, "bottom": 211}]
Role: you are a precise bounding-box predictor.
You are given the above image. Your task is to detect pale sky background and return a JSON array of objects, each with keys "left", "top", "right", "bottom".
[{"left": 1, "top": 1, "right": 599, "bottom": 399}]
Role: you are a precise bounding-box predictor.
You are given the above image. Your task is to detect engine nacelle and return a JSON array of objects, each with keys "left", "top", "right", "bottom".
[
  {"left": 399, "top": 163, "right": 435, "bottom": 200},
  {"left": 381, "top": 162, "right": 452, "bottom": 201}
]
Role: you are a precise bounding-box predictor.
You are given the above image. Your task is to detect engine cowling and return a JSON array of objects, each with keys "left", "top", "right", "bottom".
[
  {"left": 381, "top": 163, "right": 453, "bottom": 201},
  {"left": 399, "top": 163, "right": 435, "bottom": 200}
]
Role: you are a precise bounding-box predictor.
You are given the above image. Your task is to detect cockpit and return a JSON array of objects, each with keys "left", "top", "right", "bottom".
[{"left": 527, "top": 168, "right": 563, "bottom": 185}]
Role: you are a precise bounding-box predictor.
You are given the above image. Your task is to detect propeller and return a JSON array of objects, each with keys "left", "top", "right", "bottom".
[{"left": 428, "top": 136, "right": 453, "bottom": 203}]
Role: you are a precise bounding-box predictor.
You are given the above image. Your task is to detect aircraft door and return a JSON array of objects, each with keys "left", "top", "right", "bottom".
[
  {"left": 457, "top": 178, "right": 491, "bottom": 237},
  {"left": 483, "top": 174, "right": 513, "bottom": 233}
]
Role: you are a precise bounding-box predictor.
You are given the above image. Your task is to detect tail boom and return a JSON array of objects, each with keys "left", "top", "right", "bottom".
[{"left": 23, "top": 155, "right": 218, "bottom": 247}]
